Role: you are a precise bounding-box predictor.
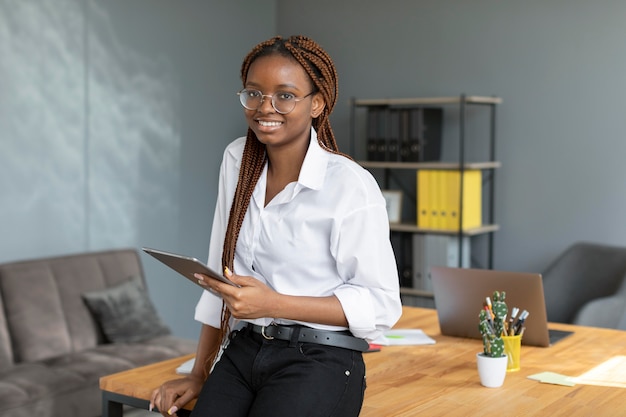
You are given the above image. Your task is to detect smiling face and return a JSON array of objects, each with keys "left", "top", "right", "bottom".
[{"left": 243, "top": 54, "right": 325, "bottom": 150}]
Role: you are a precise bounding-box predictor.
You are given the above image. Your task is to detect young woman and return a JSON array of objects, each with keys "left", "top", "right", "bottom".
[{"left": 150, "top": 35, "right": 402, "bottom": 417}]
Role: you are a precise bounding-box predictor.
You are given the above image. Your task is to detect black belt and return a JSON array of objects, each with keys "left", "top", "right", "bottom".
[{"left": 246, "top": 323, "right": 369, "bottom": 352}]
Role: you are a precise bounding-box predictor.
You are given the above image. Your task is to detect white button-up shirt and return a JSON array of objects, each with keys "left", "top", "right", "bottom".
[{"left": 195, "top": 128, "right": 402, "bottom": 341}]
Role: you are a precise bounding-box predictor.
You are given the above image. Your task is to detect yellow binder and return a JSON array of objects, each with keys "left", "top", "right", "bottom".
[
  {"left": 432, "top": 170, "right": 444, "bottom": 229},
  {"left": 444, "top": 169, "right": 482, "bottom": 231},
  {"left": 417, "top": 170, "right": 431, "bottom": 228},
  {"left": 418, "top": 169, "right": 481, "bottom": 231},
  {"left": 438, "top": 171, "right": 454, "bottom": 230}
]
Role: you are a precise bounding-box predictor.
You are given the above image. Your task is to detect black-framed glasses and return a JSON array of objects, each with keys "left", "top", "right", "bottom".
[{"left": 237, "top": 88, "right": 315, "bottom": 114}]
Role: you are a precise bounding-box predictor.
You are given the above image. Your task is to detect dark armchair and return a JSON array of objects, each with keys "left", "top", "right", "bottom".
[
  {"left": 542, "top": 242, "right": 626, "bottom": 327},
  {"left": 573, "top": 280, "right": 626, "bottom": 330}
]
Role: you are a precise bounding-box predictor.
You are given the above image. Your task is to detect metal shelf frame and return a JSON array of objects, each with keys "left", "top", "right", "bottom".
[{"left": 349, "top": 94, "right": 501, "bottom": 272}]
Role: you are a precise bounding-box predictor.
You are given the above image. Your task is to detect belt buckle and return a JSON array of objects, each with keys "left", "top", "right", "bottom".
[{"left": 261, "top": 322, "right": 276, "bottom": 340}]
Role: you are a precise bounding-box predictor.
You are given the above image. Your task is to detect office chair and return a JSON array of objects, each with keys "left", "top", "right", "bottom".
[
  {"left": 542, "top": 241, "right": 626, "bottom": 325},
  {"left": 573, "top": 278, "right": 626, "bottom": 330}
]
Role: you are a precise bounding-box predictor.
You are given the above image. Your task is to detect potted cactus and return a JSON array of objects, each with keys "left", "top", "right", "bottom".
[
  {"left": 476, "top": 291, "right": 508, "bottom": 387},
  {"left": 479, "top": 291, "right": 508, "bottom": 357}
]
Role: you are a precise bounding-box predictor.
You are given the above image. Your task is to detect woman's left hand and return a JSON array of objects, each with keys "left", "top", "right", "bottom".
[{"left": 194, "top": 270, "right": 278, "bottom": 319}]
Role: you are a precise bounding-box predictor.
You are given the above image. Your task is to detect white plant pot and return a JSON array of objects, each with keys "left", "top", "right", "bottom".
[{"left": 476, "top": 353, "right": 508, "bottom": 388}]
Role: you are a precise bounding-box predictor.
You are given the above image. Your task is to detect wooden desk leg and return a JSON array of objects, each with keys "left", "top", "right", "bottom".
[{"left": 102, "top": 390, "right": 151, "bottom": 417}]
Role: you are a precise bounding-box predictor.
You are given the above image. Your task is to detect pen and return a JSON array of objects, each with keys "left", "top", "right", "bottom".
[
  {"left": 514, "top": 310, "right": 529, "bottom": 335},
  {"left": 508, "top": 307, "right": 519, "bottom": 336},
  {"left": 367, "top": 343, "right": 382, "bottom": 352},
  {"left": 485, "top": 297, "right": 494, "bottom": 319},
  {"left": 483, "top": 306, "right": 496, "bottom": 334}
]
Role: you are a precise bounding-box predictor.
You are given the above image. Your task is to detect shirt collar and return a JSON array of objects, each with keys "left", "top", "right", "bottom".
[
  {"left": 297, "top": 127, "right": 329, "bottom": 191},
  {"left": 251, "top": 127, "right": 330, "bottom": 209}
]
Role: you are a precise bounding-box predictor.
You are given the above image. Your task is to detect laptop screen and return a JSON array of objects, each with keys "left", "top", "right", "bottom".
[{"left": 431, "top": 266, "right": 553, "bottom": 347}]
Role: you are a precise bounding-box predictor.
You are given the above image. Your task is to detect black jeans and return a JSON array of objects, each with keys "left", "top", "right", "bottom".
[{"left": 190, "top": 326, "right": 366, "bottom": 417}]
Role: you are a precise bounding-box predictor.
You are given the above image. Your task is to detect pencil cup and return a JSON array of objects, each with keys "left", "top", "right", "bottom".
[{"left": 502, "top": 335, "right": 522, "bottom": 372}]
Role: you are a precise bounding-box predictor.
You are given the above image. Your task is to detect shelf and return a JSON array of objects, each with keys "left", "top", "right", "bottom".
[
  {"left": 389, "top": 223, "right": 500, "bottom": 236},
  {"left": 400, "top": 287, "right": 434, "bottom": 298},
  {"left": 359, "top": 161, "right": 501, "bottom": 170},
  {"left": 351, "top": 93, "right": 500, "bottom": 277},
  {"left": 353, "top": 95, "right": 502, "bottom": 107}
]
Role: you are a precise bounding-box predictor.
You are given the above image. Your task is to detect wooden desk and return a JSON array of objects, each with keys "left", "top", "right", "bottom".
[
  {"left": 100, "top": 353, "right": 197, "bottom": 416},
  {"left": 100, "top": 307, "right": 626, "bottom": 416},
  {"left": 361, "top": 307, "right": 626, "bottom": 416}
]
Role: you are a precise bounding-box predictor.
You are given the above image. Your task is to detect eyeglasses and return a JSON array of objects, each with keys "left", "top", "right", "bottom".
[{"left": 237, "top": 88, "right": 316, "bottom": 114}]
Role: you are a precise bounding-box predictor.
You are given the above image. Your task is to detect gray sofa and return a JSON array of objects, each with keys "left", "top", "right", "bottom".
[{"left": 0, "top": 248, "right": 197, "bottom": 417}]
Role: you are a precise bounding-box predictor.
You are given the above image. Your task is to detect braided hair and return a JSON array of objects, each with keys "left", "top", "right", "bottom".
[{"left": 204, "top": 35, "right": 345, "bottom": 372}]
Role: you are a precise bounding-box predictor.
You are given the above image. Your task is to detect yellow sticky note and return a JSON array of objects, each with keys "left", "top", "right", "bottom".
[{"left": 527, "top": 372, "right": 576, "bottom": 387}]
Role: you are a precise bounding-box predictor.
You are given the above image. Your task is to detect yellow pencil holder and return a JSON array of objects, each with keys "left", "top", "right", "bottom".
[{"left": 502, "top": 335, "right": 522, "bottom": 372}]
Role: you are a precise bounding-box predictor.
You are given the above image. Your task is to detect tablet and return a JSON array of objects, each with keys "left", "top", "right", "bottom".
[{"left": 142, "top": 247, "right": 239, "bottom": 288}]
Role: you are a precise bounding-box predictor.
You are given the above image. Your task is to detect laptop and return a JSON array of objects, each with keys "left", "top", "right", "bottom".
[{"left": 431, "top": 266, "right": 572, "bottom": 347}]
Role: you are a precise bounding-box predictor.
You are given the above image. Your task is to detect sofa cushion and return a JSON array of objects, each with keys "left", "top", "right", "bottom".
[
  {"left": 0, "top": 336, "right": 197, "bottom": 417},
  {"left": 0, "top": 249, "right": 144, "bottom": 363},
  {"left": 82, "top": 275, "right": 170, "bottom": 343},
  {"left": 0, "top": 293, "right": 13, "bottom": 372}
]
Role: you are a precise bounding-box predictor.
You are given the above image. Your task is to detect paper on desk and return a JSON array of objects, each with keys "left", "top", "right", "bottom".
[
  {"left": 571, "top": 355, "right": 626, "bottom": 388},
  {"left": 527, "top": 372, "right": 576, "bottom": 387},
  {"left": 372, "top": 329, "right": 436, "bottom": 346},
  {"left": 176, "top": 357, "right": 195, "bottom": 375}
]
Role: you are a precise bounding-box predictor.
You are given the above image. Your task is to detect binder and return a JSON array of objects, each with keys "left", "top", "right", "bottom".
[
  {"left": 400, "top": 109, "right": 418, "bottom": 162},
  {"left": 387, "top": 109, "right": 401, "bottom": 161},
  {"left": 366, "top": 107, "right": 388, "bottom": 161},
  {"left": 412, "top": 234, "right": 470, "bottom": 291},
  {"left": 366, "top": 107, "right": 379, "bottom": 160},
  {"left": 376, "top": 138, "right": 387, "bottom": 161},
  {"left": 376, "top": 107, "right": 388, "bottom": 161},
  {"left": 439, "top": 170, "right": 451, "bottom": 229},
  {"left": 401, "top": 233, "right": 413, "bottom": 288},
  {"left": 366, "top": 139, "right": 378, "bottom": 161},
  {"left": 417, "top": 169, "right": 482, "bottom": 231},
  {"left": 408, "top": 108, "right": 422, "bottom": 162},
  {"left": 387, "top": 139, "right": 399, "bottom": 162},
  {"left": 431, "top": 170, "right": 443, "bottom": 229},
  {"left": 420, "top": 108, "right": 443, "bottom": 162},
  {"left": 443, "top": 170, "right": 482, "bottom": 231},
  {"left": 417, "top": 170, "right": 432, "bottom": 228},
  {"left": 391, "top": 232, "right": 413, "bottom": 288},
  {"left": 400, "top": 140, "right": 411, "bottom": 162}
]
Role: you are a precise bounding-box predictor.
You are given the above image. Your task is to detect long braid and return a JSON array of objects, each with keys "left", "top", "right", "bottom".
[
  {"left": 283, "top": 36, "right": 344, "bottom": 155},
  {"left": 206, "top": 35, "right": 345, "bottom": 371}
]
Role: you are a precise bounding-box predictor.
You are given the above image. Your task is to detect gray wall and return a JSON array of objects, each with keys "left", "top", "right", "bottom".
[
  {"left": 277, "top": 0, "right": 626, "bottom": 273},
  {"left": 3, "top": 0, "right": 626, "bottom": 339},
  {"left": 0, "top": 0, "right": 275, "bottom": 339}
]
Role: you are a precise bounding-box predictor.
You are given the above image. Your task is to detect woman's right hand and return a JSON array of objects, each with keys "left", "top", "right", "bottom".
[{"left": 150, "top": 375, "right": 203, "bottom": 416}]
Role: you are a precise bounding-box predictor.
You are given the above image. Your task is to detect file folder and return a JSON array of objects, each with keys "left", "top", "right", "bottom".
[{"left": 416, "top": 169, "right": 482, "bottom": 231}]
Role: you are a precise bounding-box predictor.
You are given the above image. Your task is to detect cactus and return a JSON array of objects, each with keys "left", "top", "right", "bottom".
[
  {"left": 478, "top": 291, "right": 507, "bottom": 358},
  {"left": 492, "top": 291, "right": 508, "bottom": 335}
]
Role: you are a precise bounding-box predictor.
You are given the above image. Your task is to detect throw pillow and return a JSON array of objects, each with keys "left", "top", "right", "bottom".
[{"left": 82, "top": 275, "right": 170, "bottom": 343}]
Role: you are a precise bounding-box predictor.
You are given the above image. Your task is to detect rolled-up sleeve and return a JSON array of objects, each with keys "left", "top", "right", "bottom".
[{"left": 333, "top": 202, "right": 402, "bottom": 341}]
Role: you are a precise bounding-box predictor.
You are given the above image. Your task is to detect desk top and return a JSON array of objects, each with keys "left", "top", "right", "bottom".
[{"left": 100, "top": 307, "right": 626, "bottom": 416}]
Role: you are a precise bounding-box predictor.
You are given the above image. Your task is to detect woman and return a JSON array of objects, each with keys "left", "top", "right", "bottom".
[{"left": 150, "top": 35, "right": 402, "bottom": 417}]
